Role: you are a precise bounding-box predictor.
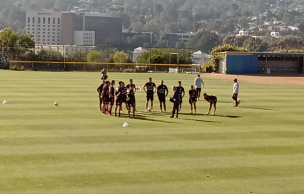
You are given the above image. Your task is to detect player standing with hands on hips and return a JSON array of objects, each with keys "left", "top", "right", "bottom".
[
  {"left": 143, "top": 77, "right": 156, "bottom": 111},
  {"left": 157, "top": 80, "right": 169, "bottom": 112},
  {"left": 170, "top": 86, "right": 180, "bottom": 119},
  {"left": 232, "top": 79, "right": 241, "bottom": 107},
  {"left": 194, "top": 74, "right": 204, "bottom": 100}
]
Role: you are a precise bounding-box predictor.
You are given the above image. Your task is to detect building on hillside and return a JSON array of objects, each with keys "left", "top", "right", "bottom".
[
  {"left": 219, "top": 51, "right": 304, "bottom": 75},
  {"left": 26, "top": 10, "right": 122, "bottom": 46},
  {"left": 236, "top": 29, "right": 249, "bottom": 36},
  {"left": 271, "top": 31, "right": 282, "bottom": 38},
  {"left": 166, "top": 32, "right": 196, "bottom": 47}
]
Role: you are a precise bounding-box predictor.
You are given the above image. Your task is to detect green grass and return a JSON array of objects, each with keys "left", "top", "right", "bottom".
[{"left": 1, "top": 70, "right": 304, "bottom": 194}]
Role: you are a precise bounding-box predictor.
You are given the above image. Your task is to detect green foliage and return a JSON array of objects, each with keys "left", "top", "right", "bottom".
[
  {"left": 136, "top": 48, "right": 192, "bottom": 64},
  {"left": 269, "top": 35, "right": 304, "bottom": 50},
  {"left": 185, "top": 29, "right": 220, "bottom": 53},
  {"left": 66, "top": 52, "right": 87, "bottom": 62},
  {"left": 205, "top": 44, "right": 248, "bottom": 72},
  {"left": 37, "top": 50, "right": 63, "bottom": 61},
  {"left": 0, "top": 28, "right": 35, "bottom": 63},
  {"left": 86, "top": 50, "right": 103, "bottom": 62},
  {"left": 112, "top": 51, "right": 130, "bottom": 63}
]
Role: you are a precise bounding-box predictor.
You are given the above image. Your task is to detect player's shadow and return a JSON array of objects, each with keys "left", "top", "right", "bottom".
[
  {"left": 238, "top": 106, "right": 279, "bottom": 111},
  {"left": 181, "top": 113, "right": 241, "bottom": 119},
  {"left": 180, "top": 118, "right": 221, "bottom": 123},
  {"left": 133, "top": 115, "right": 179, "bottom": 124}
]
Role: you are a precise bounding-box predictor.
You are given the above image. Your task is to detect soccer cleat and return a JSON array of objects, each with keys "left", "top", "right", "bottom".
[
  {"left": 175, "top": 117, "right": 178, "bottom": 119},
  {"left": 101, "top": 112, "right": 106, "bottom": 115},
  {"left": 120, "top": 110, "right": 123, "bottom": 113},
  {"left": 206, "top": 112, "right": 210, "bottom": 115},
  {"left": 108, "top": 113, "right": 113, "bottom": 116},
  {"left": 190, "top": 111, "right": 193, "bottom": 114},
  {"left": 150, "top": 109, "right": 154, "bottom": 112}
]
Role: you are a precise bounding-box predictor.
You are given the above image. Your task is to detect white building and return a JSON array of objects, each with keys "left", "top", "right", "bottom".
[
  {"left": 74, "top": 31, "right": 95, "bottom": 46},
  {"left": 271, "top": 31, "right": 282, "bottom": 38},
  {"left": 191, "top": 51, "right": 211, "bottom": 66},
  {"left": 133, "top": 47, "right": 147, "bottom": 62},
  {"left": 26, "top": 10, "right": 62, "bottom": 45},
  {"left": 237, "top": 29, "right": 249, "bottom": 36}
]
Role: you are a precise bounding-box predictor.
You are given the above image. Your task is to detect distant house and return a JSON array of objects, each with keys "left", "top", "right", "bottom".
[
  {"left": 271, "top": 31, "right": 282, "bottom": 38},
  {"left": 236, "top": 29, "right": 249, "bottom": 36},
  {"left": 132, "top": 47, "right": 147, "bottom": 62}
]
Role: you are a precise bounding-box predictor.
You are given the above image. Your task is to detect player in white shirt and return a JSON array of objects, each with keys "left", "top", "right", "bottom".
[
  {"left": 232, "top": 79, "right": 241, "bottom": 107},
  {"left": 194, "top": 74, "right": 204, "bottom": 100}
]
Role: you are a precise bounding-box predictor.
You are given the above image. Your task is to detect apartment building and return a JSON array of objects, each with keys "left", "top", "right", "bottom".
[
  {"left": 26, "top": 10, "right": 122, "bottom": 46},
  {"left": 26, "top": 10, "right": 62, "bottom": 45}
]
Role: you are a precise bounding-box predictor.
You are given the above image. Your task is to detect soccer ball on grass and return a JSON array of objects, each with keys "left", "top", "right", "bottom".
[{"left": 54, "top": 102, "right": 59, "bottom": 106}]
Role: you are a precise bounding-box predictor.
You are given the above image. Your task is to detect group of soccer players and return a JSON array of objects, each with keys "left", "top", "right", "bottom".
[{"left": 97, "top": 74, "right": 226, "bottom": 118}]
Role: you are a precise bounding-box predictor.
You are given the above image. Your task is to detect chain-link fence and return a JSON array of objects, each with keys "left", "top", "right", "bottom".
[{"left": 9, "top": 61, "right": 201, "bottom": 73}]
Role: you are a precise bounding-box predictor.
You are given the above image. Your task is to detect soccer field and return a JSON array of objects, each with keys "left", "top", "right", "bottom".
[{"left": 1, "top": 70, "right": 304, "bottom": 194}]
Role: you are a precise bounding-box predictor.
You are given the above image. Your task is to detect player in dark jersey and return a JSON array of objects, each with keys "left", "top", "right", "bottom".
[
  {"left": 143, "top": 77, "right": 156, "bottom": 111},
  {"left": 97, "top": 80, "right": 105, "bottom": 113},
  {"left": 126, "top": 79, "right": 137, "bottom": 111},
  {"left": 101, "top": 81, "right": 110, "bottom": 115},
  {"left": 176, "top": 81, "right": 185, "bottom": 112},
  {"left": 126, "top": 85, "right": 136, "bottom": 118},
  {"left": 120, "top": 82, "right": 128, "bottom": 113},
  {"left": 189, "top": 85, "right": 197, "bottom": 114},
  {"left": 101, "top": 68, "right": 108, "bottom": 80},
  {"left": 107, "top": 80, "right": 115, "bottom": 116},
  {"left": 115, "top": 81, "right": 123, "bottom": 117},
  {"left": 203, "top": 93, "right": 217, "bottom": 115},
  {"left": 157, "top": 80, "right": 169, "bottom": 112}
]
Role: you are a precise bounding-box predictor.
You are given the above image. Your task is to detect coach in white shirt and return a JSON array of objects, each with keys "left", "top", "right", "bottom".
[
  {"left": 232, "top": 79, "right": 240, "bottom": 107},
  {"left": 194, "top": 74, "right": 204, "bottom": 100}
]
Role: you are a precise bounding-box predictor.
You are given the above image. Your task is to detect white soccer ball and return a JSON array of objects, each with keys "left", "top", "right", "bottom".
[
  {"left": 54, "top": 102, "right": 59, "bottom": 106},
  {"left": 123, "top": 122, "right": 129, "bottom": 128},
  {"left": 3, "top": 100, "right": 7, "bottom": 104},
  {"left": 148, "top": 108, "right": 151, "bottom": 112}
]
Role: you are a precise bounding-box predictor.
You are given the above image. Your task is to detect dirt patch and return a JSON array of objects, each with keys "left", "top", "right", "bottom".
[{"left": 202, "top": 73, "right": 304, "bottom": 86}]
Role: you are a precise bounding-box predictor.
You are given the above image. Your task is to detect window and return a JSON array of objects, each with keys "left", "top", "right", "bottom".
[
  {"left": 32, "top": 28, "right": 35, "bottom": 30},
  {"left": 48, "top": 29, "right": 50, "bottom": 31},
  {"left": 43, "top": 39, "right": 45, "bottom": 41},
  {"left": 28, "top": 17, "right": 30, "bottom": 23},
  {"left": 48, "top": 36, "right": 50, "bottom": 38},
  {"left": 48, "top": 25, "right": 50, "bottom": 27},
  {"left": 38, "top": 32, "right": 40, "bottom": 34},
  {"left": 32, "top": 17, "right": 35, "bottom": 23},
  {"left": 58, "top": 29, "right": 60, "bottom": 31},
  {"left": 53, "top": 18, "right": 55, "bottom": 24},
  {"left": 43, "top": 32, "right": 45, "bottom": 34},
  {"left": 38, "top": 35, "right": 40, "bottom": 37},
  {"left": 53, "top": 25, "right": 55, "bottom": 28},
  {"left": 43, "top": 18, "right": 45, "bottom": 24},
  {"left": 38, "top": 28, "right": 40, "bottom": 30},
  {"left": 43, "top": 28, "right": 45, "bottom": 31},
  {"left": 53, "top": 29, "right": 55, "bottom": 31},
  {"left": 48, "top": 32, "right": 50, "bottom": 34},
  {"left": 48, "top": 18, "right": 50, "bottom": 24},
  {"left": 27, "top": 28, "right": 30, "bottom": 30},
  {"left": 38, "top": 18, "right": 41, "bottom": 24},
  {"left": 53, "top": 39, "right": 55, "bottom": 41},
  {"left": 53, "top": 32, "right": 55, "bottom": 34},
  {"left": 38, "top": 39, "right": 40, "bottom": 41},
  {"left": 28, "top": 25, "right": 30, "bottom": 27},
  {"left": 32, "top": 25, "right": 35, "bottom": 27},
  {"left": 48, "top": 39, "right": 50, "bottom": 41},
  {"left": 58, "top": 18, "right": 60, "bottom": 24}
]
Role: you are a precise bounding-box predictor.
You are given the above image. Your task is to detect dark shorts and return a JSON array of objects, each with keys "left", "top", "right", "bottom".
[
  {"left": 180, "top": 97, "right": 183, "bottom": 104},
  {"left": 116, "top": 99, "right": 122, "bottom": 106},
  {"left": 122, "top": 97, "right": 127, "bottom": 103},
  {"left": 147, "top": 93, "right": 154, "bottom": 101},
  {"left": 103, "top": 97, "right": 109, "bottom": 104},
  {"left": 101, "top": 75, "right": 108, "bottom": 80},
  {"left": 158, "top": 95, "right": 166, "bottom": 103},
  {"left": 128, "top": 101, "right": 135, "bottom": 107},
  {"left": 232, "top": 93, "right": 238, "bottom": 100},
  {"left": 109, "top": 97, "right": 114, "bottom": 105},
  {"left": 210, "top": 98, "right": 217, "bottom": 104},
  {"left": 189, "top": 97, "right": 197, "bottom": 104}
]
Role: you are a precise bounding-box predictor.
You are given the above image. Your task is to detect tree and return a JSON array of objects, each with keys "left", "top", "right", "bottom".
[
  {"left": 37, "top": 50, "right": 63, "bottom": 61},
  {"left": 86, "top": 50, "right": 103, "bottom": 62},
  {"left": 112, "top": 51, "right": 129, "bottom": 63},
  {"left": 185, "top": 29, "right": 220, "bottom": 53},
  {"left": 0, "top": 28, "right": 35, "bottom": 64},
  {"left": 269, "top": 35, "right": 304, "bottom": 50},
  {"left": 66, "top": 52, "right": 87, "bottom": 62},
  {"left": 298, "top": 22, "right": 304, "bottom": 33}
]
